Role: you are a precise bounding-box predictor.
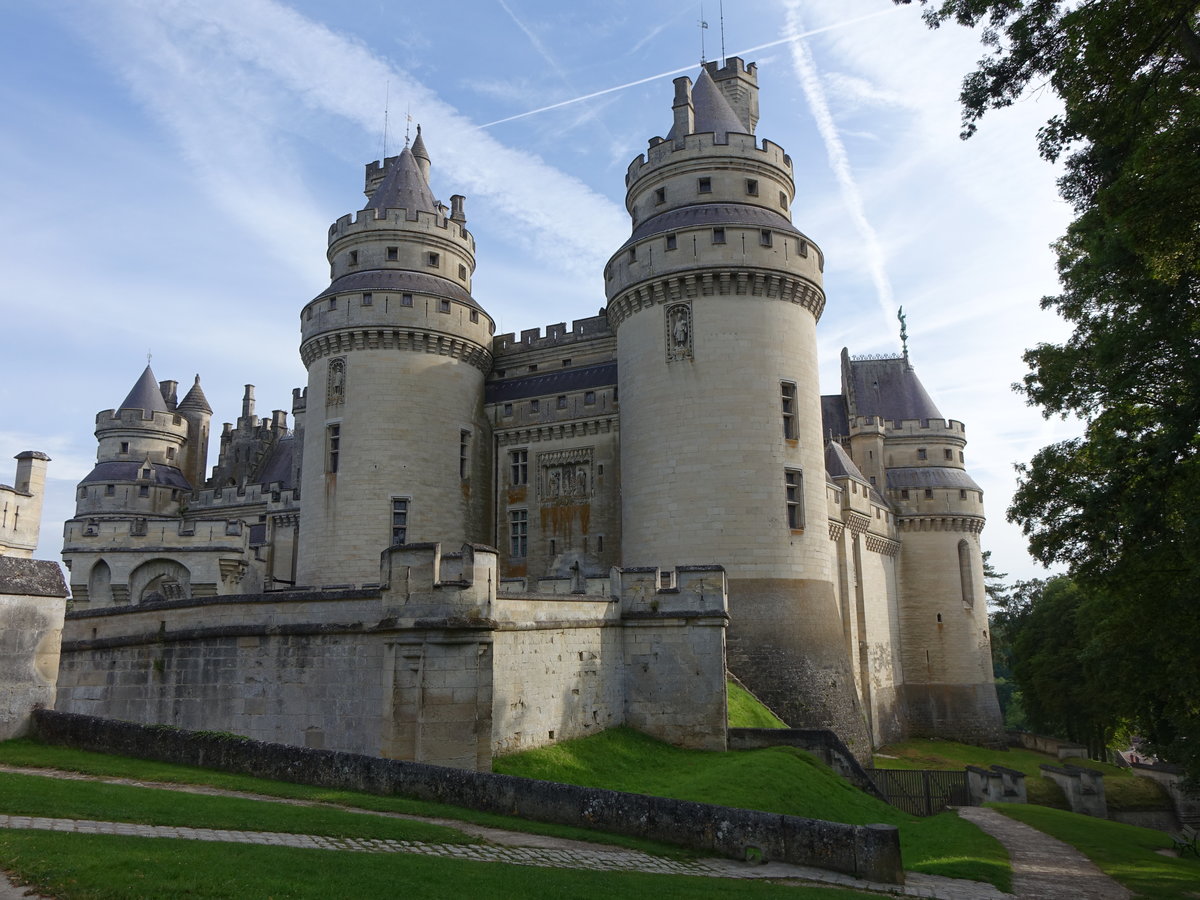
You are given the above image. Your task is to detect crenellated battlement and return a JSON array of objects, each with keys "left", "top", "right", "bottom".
[
  {"left": 328, "top": 206, "right": 473, "bottom": 250},
  {"left": 849, "top": 415, "right": 966, "bottom": 436},
  {"left": 95, "top": 408, "right": 188, "bottom": 436},
  {"left": 64, "top": 516, "right": 250, "bottom": 549},
  {"left": 189, "top": 482, "right": 299, "bottom": 511},
  {"left": 627, "top": 133, "right": 792, "bottom": 185},
  {"left": 493, "top": 314, "right": 612, "bottom": 354}
]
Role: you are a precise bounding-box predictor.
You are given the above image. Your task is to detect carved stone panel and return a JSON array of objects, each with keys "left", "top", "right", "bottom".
[
  {"left": 537, "top": 448, "right": 593, "bottom": 500},
  {"left": 665, "top": 301, "right": 693, "bottom": 362}
]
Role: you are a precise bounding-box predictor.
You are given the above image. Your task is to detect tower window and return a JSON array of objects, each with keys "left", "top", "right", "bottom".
[
  {"left": 439, "top": 299, "right": 451, "bottom": 313},
  {"left": 530, "top": 399, "right": 539, "bottom": 413},
  {"left": 326, "top": 424, "right": 341, "bottom": 474},
  {"left": 510, "top": 449, "right": 528, "bottom": 485},
  {"left": 901, "top": 489, "right": 910, "bottom": 500},
  {"left": 760, "top": 229, "right": 773, "bottom": 247},
  {"left": 509, "top": 509, "right": 528, "bottom": 558},
  {"left": 470, "top": 309, "right": 479, "bottom": 323},
  {"left": 654, "top": 186, "right": 666, "bottom": 204},
  {"left": 401, "top": 293, "right": 414, "bottom": 307},
  {"left": 138, "top": 485, "right": 149, "bottom": 497},
  {"left": 958, "top": 539, "right": 975, "bottom": 606},
  {"left": 698, "top": 177, "right": 712, "bottom": 193},
  {"left": 166, "top": 447, "right": 175, "bottom": 460},
  {"left": 960, "top": 489, "right": 968, "bottom": 500},
  {"left": 459, "top": 264, "right": 467, "bottom": 279},
  {"left": 329, "top": 297, "right": 338, "bottom": 310},
  {"left": 712, "top": 227, "right": 726, "bottom": 244},
  {"left": 584, "top": 391, "right": 596, "bottom": 405},
  {"left": 781, "top": 381, "right": 797, "bottom": 440},
  {"left": 944, "top": 448, "right": 953, "bottom": 460},
  {"left": 390, "top": 498, "right": 408, "bottom": 545},
  {"left": 665, "top": 233, "right": 677, "bottom": 251},
  {"left": 561, "top": 358, "right": 571, "bottom": 367},
  {"left": 426, "top": 252, "right": 440, "bottom": 267},
  {"left": 348, "top": 250, "right": 358, "bottom": 265},
  {"left": 917, "top": 448, "right": 928, "bottom": 460},
  {"left": 105, "top": 484, "right": 115, "bottom": 497},
  {"left": 459, "top": 430, "right": 471, "bottom": 479},
  {"left": 557, "top": 395, "right": 567, "bottom": 409},
  {"left": 924, "top": 488, "right": 934, "bottom": 498},
  {"left": 785, "top": 469, "right": 804, "bottom": 529},
  {"left": 745, "top": 178, "right": 759, "bottom": 196},
  {"left": 120, "top": 442, "right": 129, "bottom": 454},
  {"left": 798, "top": 239, "right": 809, "bottom": 257},
  {"left": 779, "top": 190, "right": 788, "bottom": 208},
  {"left": 960, "top": 451, "right": 965, "bottom": 462},
  {"left": 628, "top": 247, "right": 636, "bottom": 262},
  {"left": 362, "top": 292, "right": 373, "bottom": 306},
  {"left": 386, "top": 246, "right": 398, "bottom": 260},
  {"left": 503, "top": 403, "right": 513, "bottom": 417}
]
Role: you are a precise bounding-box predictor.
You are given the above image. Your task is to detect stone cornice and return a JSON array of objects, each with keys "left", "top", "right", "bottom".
[
  {"left": 300, "top": 327, "right": 492, "bottom": 373},
  {"left": 865, "top": 534, "right": 901, "bottom": 557},
  {"left": 494, "top": 418, "right": 618, "bottom": 446},
  {"left": 897, "top": 515, "right": 986, "bottom": 534},
  {"left": 607, "top": 269, "right": 825, "bottom": 330}
]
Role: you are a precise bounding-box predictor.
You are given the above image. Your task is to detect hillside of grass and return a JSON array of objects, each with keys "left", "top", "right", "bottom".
[
  {"left": 873, "top": 738, "right": 1171, "bottom": 811},
  {"left": 493, "top": 726, "right": 1009, "bottom": 889},
  {"left": 995, "top": 803, "right": 1200, "bottom": 900},
  {"left": 726, "top": 680, "right": 787, "bottom": 729}
]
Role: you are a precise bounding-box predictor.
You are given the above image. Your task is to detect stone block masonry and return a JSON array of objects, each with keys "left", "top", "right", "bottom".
[
  {"left": 0, "top": 557, "right": 68, "bottom": 740},
  {"left": 31, "top": 709, "right": 904, "bottom": 884}
]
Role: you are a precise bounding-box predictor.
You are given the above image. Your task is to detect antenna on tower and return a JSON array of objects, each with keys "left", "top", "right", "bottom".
[
  {"left": 719, "top": 0, "right": 726, "bottom": 64},
  {"left": 698, "top": 4, "right": 709, "bottom": 64},
  {"left": 404, "top": 104, "right": 413, "bottom": 148},
  {"left": 381, "top": 79, "right": 390, "bottom": 159}
]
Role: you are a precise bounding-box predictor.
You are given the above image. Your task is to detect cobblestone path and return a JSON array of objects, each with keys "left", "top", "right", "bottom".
[{"left": 955, "top": 807, "right": 1132, "bottom": 899}]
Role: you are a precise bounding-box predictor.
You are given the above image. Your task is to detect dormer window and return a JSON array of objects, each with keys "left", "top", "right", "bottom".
[
  {"left": 141, "top": 467, "right": 151, "bottom": 479},
  {"left": 698, "top": 177, "right": 712, "bottom": 193}
]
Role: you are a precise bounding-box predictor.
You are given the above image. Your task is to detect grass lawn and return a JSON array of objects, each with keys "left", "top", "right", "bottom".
[
  {"left": 493, "top": 726, "right": 1011, "bottom": 890},
  {"left": 0, "top": 771, "right": 472, "bottom": 844},
  {"left": 0, "top": 831, "right": 881, "bottom": 899},
  {"left": 0, "top": 738, "right": 681, "bottom": 858},
  {"left": 994, "top": 803, "right": 1200, "bottom": 900},
  {"left": 874, "top": 738, "right": 1171, "bottom": 812},
  {"left": 727, "top": 680, "right": 787, "bottom": 728}
]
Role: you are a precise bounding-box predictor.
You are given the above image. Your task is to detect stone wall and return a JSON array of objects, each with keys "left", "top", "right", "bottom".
[
  {"left": 31, "top": 709, "right": 903, "bottom": 884},
  {"left": 0, "top": 558, "right": 67, "bottom": 739}
]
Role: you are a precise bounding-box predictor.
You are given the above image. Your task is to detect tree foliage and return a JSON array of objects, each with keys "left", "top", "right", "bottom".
[{"left": 899, "top": 0, "right": 1200, "bottom": 777}]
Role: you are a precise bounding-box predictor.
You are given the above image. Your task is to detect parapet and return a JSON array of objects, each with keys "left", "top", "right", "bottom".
[
  {"left": 849, "top": 415, "right": 965, "bottom": 436},
  {"left": 627, "top": 133, "right": 792, "bottom": 186},
  {"left": 492, "top": 314, "right": 613, "bottom": 354},
  {"left": 95, "top": 407, "right": 188, "bottom": 435},
  {"left": 327, "top": 206, "right": 473, "bottom": 250},
  {"left": 615, "top": 565, "right": 728, "bottom": 617},
  {"left": 63, "top": 517, "right": 250, "bottom": 550},
  {"left": 377, "top": 542, "right": 498, "bottom": 620}
]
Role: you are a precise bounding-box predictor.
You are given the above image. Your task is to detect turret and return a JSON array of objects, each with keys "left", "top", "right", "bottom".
[
  {"left": 177, "top": 375, "right": 212, "bottom": 491},
  {"left": 296, "top": 129, "right": 495, "bottom": 586},
  {"left": 606, "top": 60, "right": 870, "bottom": 754},
  {"left": 0, "top": 451, "right": 50, "bottom": 557}
]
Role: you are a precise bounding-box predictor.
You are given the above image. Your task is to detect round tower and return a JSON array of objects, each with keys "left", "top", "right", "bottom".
[
  {"left": 295, "top": 133, "right": 494, "bottom": 587},
  {"left": 73, "top": 366, "right": 193, "bottom": 520},
  {"left": 606, "top": 59, "right": 869, "bottom": 751},
  {"left": 177, "top": 375, "right": 213, "bottom": 491}
]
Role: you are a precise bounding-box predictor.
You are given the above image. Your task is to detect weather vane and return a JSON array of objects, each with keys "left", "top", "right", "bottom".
[
  {"left": 698, "top": 4, "right": 709, "bottom": 64},
  {"left": 147, "top": 349, "right": 152, "bottom": 365},
  {"left": 897, "top": 307, "right": 908, "bottom": 359}
]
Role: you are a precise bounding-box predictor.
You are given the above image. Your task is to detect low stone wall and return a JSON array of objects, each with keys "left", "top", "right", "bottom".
[
  {"left": 1040, "top": 764, "right": 1106, "bottom": 818},
  {"left": 728, "top": 728, "right": 885, "bottom": 800},
  {"left": 966, "top": 765, "right": 1026, "bottom": 805},
  {"left": 31, "top": 710, "right": 903, "bottom": 884},
  {"left": 1008, "top": 730, "right": 1088, "bottom": 760}
]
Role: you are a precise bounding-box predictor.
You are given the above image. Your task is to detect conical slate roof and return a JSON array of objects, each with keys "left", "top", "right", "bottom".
[
  {"left": 366, "top": 145, "right": 436, "bottom": 214},
  {"left": 846, "top": 357, "right": 944, "bottom": 424},
  {"left": 668, "top": 67, "right": 746, "bottom": 142},
  {"left": 824, "top": 440, "right": 867, "bottom": 482},
  {"left": 118, "top": 365, "right": 169, "bottom": 415},
  {"left": 411, "top": 125, "right": 430, "bottom": 166},
  {"left": 178, "top": 374, "right": 212, "bottom": 414}
]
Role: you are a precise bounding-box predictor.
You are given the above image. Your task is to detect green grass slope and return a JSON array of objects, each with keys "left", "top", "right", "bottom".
[
  {"left": 726, "top": 680, "right": 787, "bottom": 729},
  {"left": 493, "top": 726, "right": 1010, "bottom": 889}
]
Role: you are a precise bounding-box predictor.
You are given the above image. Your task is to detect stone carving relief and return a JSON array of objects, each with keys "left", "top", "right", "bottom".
[
  {"left": 537, "top": 448, "right": 593, "bottom": 500},
  {"left": 327, "top": 357, "right": 346, "bottom": 406},
  {"left": 665, "top": 301, "right": 693, "bottom": 362}
]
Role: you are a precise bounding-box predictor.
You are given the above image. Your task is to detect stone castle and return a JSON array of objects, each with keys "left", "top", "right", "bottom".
[{"left": 53, "top": 58, "right": 1002, "bottom": 767}]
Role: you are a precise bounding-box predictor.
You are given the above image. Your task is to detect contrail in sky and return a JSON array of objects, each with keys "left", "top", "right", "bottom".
[{"left": 478, "top": 7, "right": 899, "bottom": 129}]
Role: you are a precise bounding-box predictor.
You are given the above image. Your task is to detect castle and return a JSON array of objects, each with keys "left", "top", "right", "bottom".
[{"left": 55, "top": 58, "right": 1003, "bottom": 766}]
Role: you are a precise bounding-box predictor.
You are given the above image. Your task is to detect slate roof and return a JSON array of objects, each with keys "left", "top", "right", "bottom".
[
  {"left": 257, "top": 436, "right": 295, "bottom": 489},
  {"left": 668, "top": 67, "right": 746, "bottom": 142},
  {"left": 177, "top": 375, "right": 212, "bottom": 414},
  {"left": 886, "top": 467, "right": 982, "bottom": 491},
  {"left": 486, "top": 362, "right": 618, "bottom": 404},
  {"left": 820, "top": 394, "right": 849, "bottom": 439},
  {"left": 310, "top": 270, "right": 478, "bottom": 308},
  {"left": 824, "top": 441, "right": 866, "bottom": 481},
  {"left": 0, "top": 557, "right": 67, "bottom": 598},
  {"left": 118, "top": 366, "right": 169, "bottom": 415},
  {"left": 365, "top": 145, "right": 436, "bottom": 214},
  {"left": 621, "top": 203, "right": 800, "bottom": 252},
  {"left": 846, "top": 357, "right": 943, "bottom": 424},
  {"left": 79, "top": 461, "right": 191, "bottom": 490}
]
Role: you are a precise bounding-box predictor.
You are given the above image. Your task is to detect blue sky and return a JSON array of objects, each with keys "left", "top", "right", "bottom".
[{"left": 0, "top": 0, "right": 1077, "bottom": 580}]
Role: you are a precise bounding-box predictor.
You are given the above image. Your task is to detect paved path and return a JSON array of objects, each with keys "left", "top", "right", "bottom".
[{"left": 955, "top": 807, "right": 1131, "bottom": 899}]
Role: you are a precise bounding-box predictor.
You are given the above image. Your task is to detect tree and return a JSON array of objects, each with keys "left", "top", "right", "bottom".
[{"left": 898, "top": 0, "right": 1200, "bottom": 777}]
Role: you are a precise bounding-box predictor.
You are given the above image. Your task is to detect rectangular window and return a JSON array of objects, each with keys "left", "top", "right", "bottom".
[
  {"left": 470, "top": 309, "right": 479, "bottom": 323},
  {"left": 349, "top": 250, "right": 358, "bottom": 265},
  {"left": 439, "top": 299, "right": 451, "bottom": 313},
  {"left": 712, "top": 227, "right": 725, "bottom": 244},
  {"left": 459, "top": 264, "right": 467, "bottom": 279},
  {"left": 459, "top": 430, "right": 470, "bottom": 479},
  {"left": 329, "top": 297, "right": 338, "bottom": 310},
  {"left": 779, "top": 190, "right": 788, "bottom": 208},
  {"left": 138, "top": 485, "right": 149, "bottom": 497},
  {"left": 362, "top": 292, "right": 373, "bottom": 306},
  {"left": 105, "top": 484, "right": 115, "bottom": 497},
  {"left": 584, "top": 390, "right": 596, "bottom": 405},
  {"left": 960, "top": 489, "right": 968, "bottom": 500},
  {"left": 120, "top": 442, "right": 129, "bottom": 454},
  {"left": 530, "top": 399, "right": 539, "bottom": 413},
  {"left": 503, "top": 403, "right": 513, "bottom": 417},
  {"left": 785, "top": 470, "right": 804, "bottom": 529},
  {"left": 390, "top": 498, "right": 408, "bottom": 545},
  {"left": 917, "top": 448, "right": 928, "bottom": 460},
  {"left": 746, "top": 178, "right": 759, "bottom": 196},
  {"left": 665, "top": 233, "right": 677, "bottom": 250},
  {"left": 901, "top": 489, "right": 910, "bottom": 500},
  {"left": 327, "top": 424, "right": 341, "bottom": 473},
  {"left": 924, "top": 488, "right": 934, "bottom": 498},
  {"left": 427, "top": 251, "right": 440, "bottom": 267},
  {"left": 166, "top": 447, "right": 176, "bottom": 460},
  {"left": 760, "top": 229, "right": 773, "bottom": 247},
  {"left": 509, "top": 509, "right": 528, "bottom": 558},
  {"left": 628, "top": 247, "right": 637, "bottom": 261},
  {"left": 698, "top": 177, "right": 712, "bottom": 193},
  {"left": 561, "top": 358, "right": 571, "bottom": 367},
  {"left": 960, "top": 451, "right": 965, "bottom": 463},
  {"left": 654, "top": 186, "right": 666, "bottom": 204},
  {"left": 510, "top": 449, "right": 528, "bottom": 485},
  {"left": 781, "top": 381, "right": 797, "bottom": 439},
  {"left": 944, "top": 448, "right": 953, "bottom": 460},
  {"left": 141, "top": 467, "right": 151, "bottom": 479},
  {"left": 557, "top": 395, "right": 567, "bottom": 409},
  {"left": 386, "top": 246, "right": 398, "bottom": 260},
  {"left": 798, "top": 239, "right": 808, "bottom": 257},
  {"left": 401, "top": 293, "right": 414, "bottom": 307}
]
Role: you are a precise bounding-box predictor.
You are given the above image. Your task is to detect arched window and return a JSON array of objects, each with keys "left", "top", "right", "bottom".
[{"left": 958, "top": 539, "right": 975, "bottom": 606}]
